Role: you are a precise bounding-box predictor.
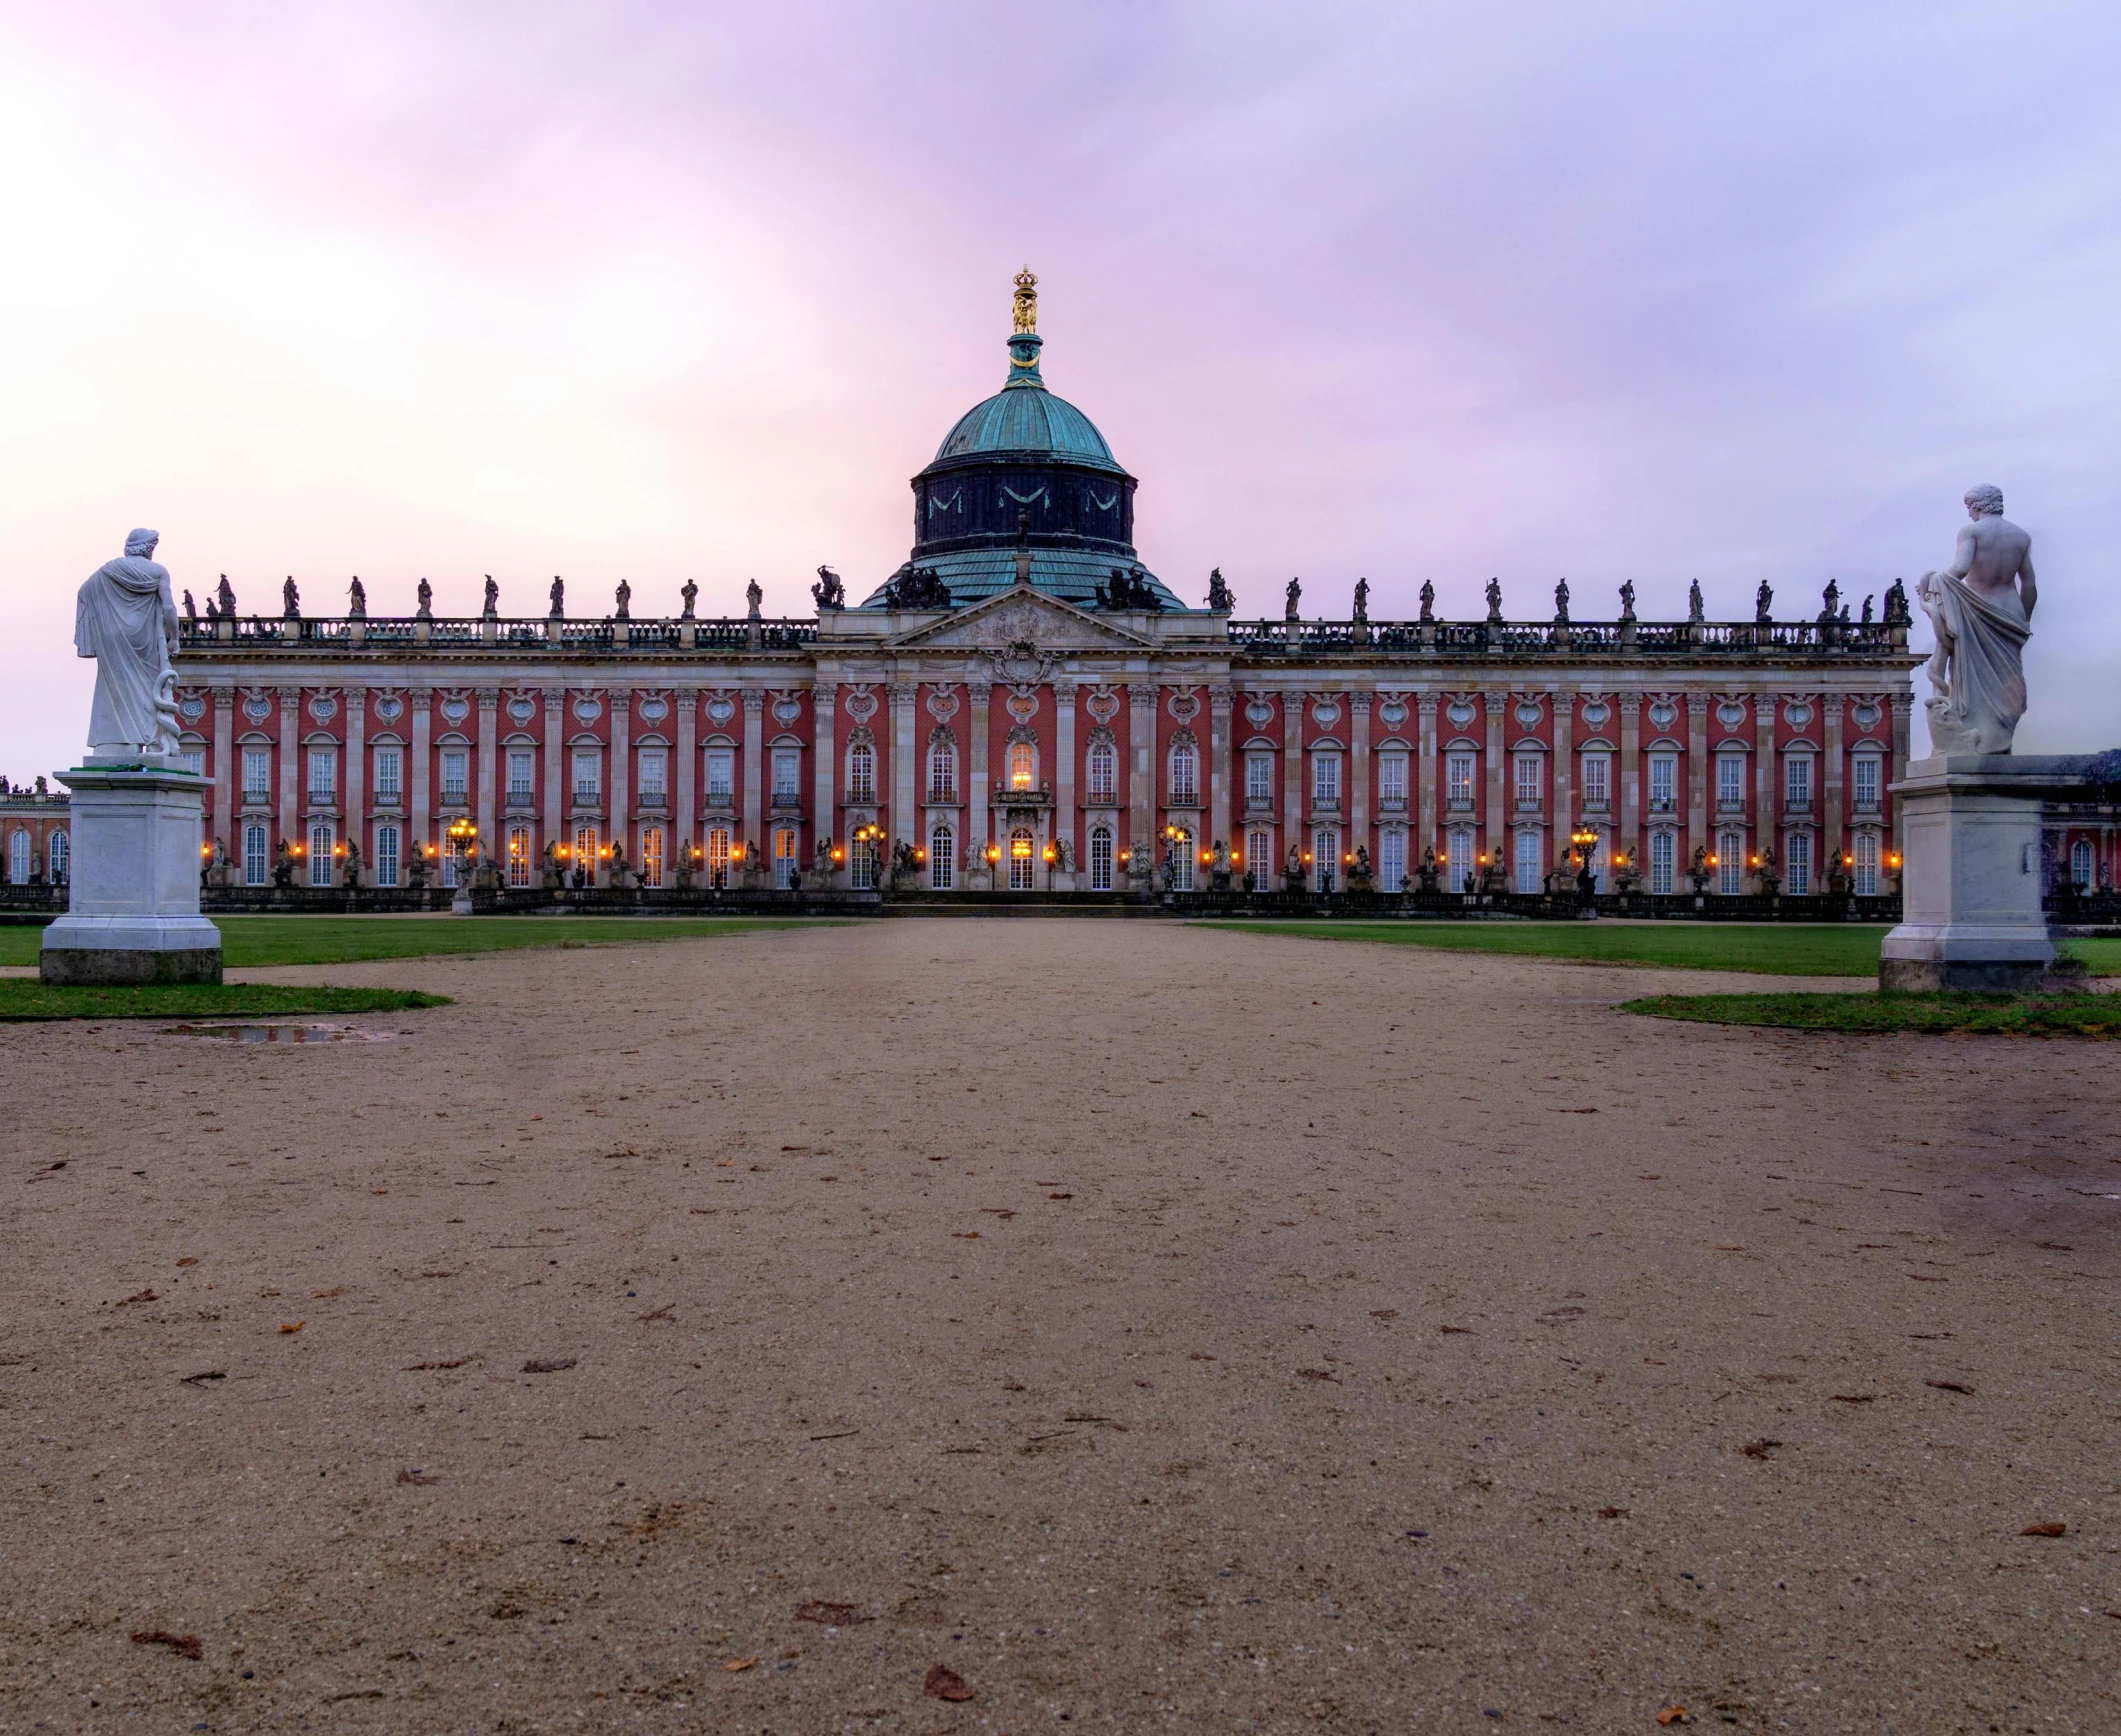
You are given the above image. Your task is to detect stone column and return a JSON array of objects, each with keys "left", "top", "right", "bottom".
[
  {"left": 1889, "top": 693, "right": 1913, "bottom": 861},
  {"left": 1551, "top": 690, "right": 1574, "bottom": 866},
  {"left": 476, "top": 689, "right": 499, "bottom": 862},
  {"left": 543, "top": 690, "right": 565, "bottom": 859},
  {"left": 1618, "top": 693, "right": 1641, "bottom": 871},
  {"left": 1209, "top": 685, "right": 1233, "bottom": 854},
  {"left": 1130, "top": 682, "right": 1159, "bottom": 879},
  {"left": 611, "top": 689, "right": 631, "bottom": 866},
  {"left": 1350, "top": 691, "right": 1372, "bottom": 868},
  {"left": 1686, "top": 692, "right": 1709, "bottom": 864},
  {"left": 1282, "top": 693, "right": 1304, "bottom": 867},
  {"left": 1824, "top": 692, "right": 1846, "bottom": 873},
  {"left": 1055, "top": 680, "right": 1079, "bottom": 870},
  {"left": 888, "top": 681, "right": 916, "bottom": 855},
  {"left": 742, "top": 690, "right": 765, "bottom": 864},
  {"left": 1484, "top": 689, "right": 1507, "bottom": 866},
  {"left": 967, "top": 681, "right": 992, "bottom": 886},
  {"left": 345, "top": 687, "right": 366, "bottom": 882},
  {"left": 277, "top": 687, "right": 300, "bottom": 853},
  {"left": 410, "top": 690, "right": 433, "bottom": 865},
  {"left": 676, "top": 685, "right": 698, "bottom": 871},
  {"left": 211, "top": 688, "right": 233, "bottom": 853},
  {"left": 1755, "top": 694, "right": 1777, "bottom": 884},
  {"left": 810, "top": 682, "right": 835, "bottom": 876},
  {"left": 1416, "top": 693, "right": 1438, "bottom": 863}
]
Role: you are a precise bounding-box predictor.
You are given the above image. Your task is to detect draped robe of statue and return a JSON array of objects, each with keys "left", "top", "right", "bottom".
[
  {"left": 77, "top": 529, "right": 180, "bottom": 756},
  {"left": 1915, "top": 489, "right": 2035, "bottom": 756}
]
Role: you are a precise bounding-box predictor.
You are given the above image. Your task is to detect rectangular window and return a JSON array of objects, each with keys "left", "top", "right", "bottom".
[
  {"left": 773, "top": 748, "right": 801, "bottom": 802},
  {"left": 1312, "top": 753, "right": 1340, "bottom": 808},
  {"left": 178, "top": 750, "right": 204, "bottom": 777},
  {"left": 573, "top": 823, "right": 599, "bottom": 885},
  {"left": 308, "top": 822, "right": 335, "bottom": 887},
  {"left": 572, "top": 750, "right": 600, "bottom": 804},
  {"left": 1853, "top": 756, "right": 1881, "bottom": 811},
  {"left": 1717, "top": 754, "right": 1746, "bottom": 810},
  {"left": 307, "top": 746, "right": 336, "bottom": 804},
  {"left": 1090, "top": 826, "right": 1114, "bottom": 892},
  {"left": 705, "top": 747, "right": 735, "bottom": 806},
  {"left": 507, "top": 824, "right": 531, "bottom": 888},
  {"left": 373, "top": 744, "right": 402, "bottom": 804},
  {"left": 1246, "top": 753, "right": 1274, "bottom": 805},
  {"left": 845, "top": 744, "right": 874, "bottom": 805},
  {"left": 1514, "top": 754, "right": 1543, "bottom": 808},
  {"left": 1378, "top": 752, "right": 1408, "bottom": 806},
  {"left": 243, "top": 822, "right": 269, "bottom": 886},
  {"left": 1447, "top": 828, "right": 1476, "bottom": 893},
  {"left": 507, "top": 748, "right": 535, "bottom": 802},
  {"left": 1717, "top": 828, "right": 1745, "bottom": 895},
  {"left": 707, "top": 826, "right": 732, "bottom": 884},
  {"left": 375, "top": 824, "right": 400, "bottom": 887},
  {"left": 242, "top": 747, "right": 271, "bottom": 803},
  {"left": 929, "top": 742, "right": 957, "bottom": 804},
  {"left": 638, "top": 747, "right": 668, "bottom": 803},
  {"left": 1649, "top": 829, "right": 1674, "bottom": 895},
  {"left": 1580, "top": 753, "right": 1610, "bottom": 809},
  {"left": 1649, "top": 754, "right": 1677, "bottom": 813},
  {"left": 1246, "top": 826, "right": 1272, "bottom": 885},
  {"left": 1854, "top": 832, "right": 1880, "bottom": 896},
  {"left": 1515, "top": 829, "right": 1543, "bottom": 894},
  {"left": 1088, "top": 743, "right": 1116, "bottom": 805},
  {"left": 1785, "top": 755, "right": 1812, "bottom": 811},
  {"left": 1310, "top": 827, "right": 1334, "bottom": 893},
  {"left": 1446, "top": 753, "right": 1476, "bottom": 810},
  {"left": 441, "top": 749, "right": 469, "bottom": 803},
  {"left": 1168, "top": 742, "right": 1199, "bottom": 806},
  {"left": 1380, "top": 829, "right": 1407, "bottom": 892},
  {"left": 1784, "top": 831, "right": 1811, "bottom": 895},
  {"left": 639, "top": 824, "right": 665, "bottom": 888}
]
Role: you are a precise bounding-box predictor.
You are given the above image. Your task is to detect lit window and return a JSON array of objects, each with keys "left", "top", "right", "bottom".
[
  {"left": 507, "top": 824, "right": 532, "bottom": 888},
  {"left": 1649, "top": 754, "right": 1676, "bottom": 812},
  {"left": 507, "top": 748, "right": 536, "bottom": 802},
  {"left": 309, "top": 822, "right": 335, "bottom": 887},
  {"left": 1853, "top": 756, "right": 1881, "bottom": 811},
  {"left": 1378, "top": 752, "right": 1408, "bottom": 806},
  {"left": 1649, "top": 829, "right": 1675, "bottom": 895},
  {"left": 1090, "top": 825, "right": 1114, "bottom": 891},
  {"left": 1087, "top": 741, "right": 1117, "bottom": 804},
  {"left": 846, "top": 829, "right": 876, "bottom": 890},
  {"left": 1784, "top": 832, "right": 1811, "bottom": 895},
  {"left": 772, "top": 749, "right": 801, "bottom": 802},
  {"left": 773, "top": 825, "right": 797, "bottom": 888},
  {"left": 1169, "top": 739, "right": 1198, "bottom": 805},
  {"left": 1312, "top": 753, "right": 1340, "bottom": 808},
  {"left": 307, "top": 747, "right": 336, "bottom": 804},
  {"left": 928, "top": 738, "right": 957, "bottom": 803},
  {"left": 639, "top": 748, "right": 668, "bottom": 803},
  {"left": 846, "top": 742, "right": 875, "bottom": 804},
  {"left": 1310, "top": 827, "right": 1335, "bottom": 893},
  {"left": 441, "top": 749, "right": 469, "bottom": 803},
  {"left": 243, "top": 823, "right": 269, "bottom": 887},
  {"left": 572, "top": 751, "right": 600, "bottom": 804},
  {"left": 639, "top": 825, "right": 665, "bottom": 888},
  {"left": 574, "top": 824, "right": 599, "bottom": 885},
  {"left": 1784, "top": 756, "right": 1812, "bottom": 811},
  {"left": 707, "top": 826, "right": 732, "bottom": 885},
  {"left": 1380, "top": 829, "right": 1406, "bottom": 892},
  {"left": 1446, "top": 753, "right": 1476, "bottom": 809},
  {"left": 929, "top": 822, "right": 954, "bottom": 889},
  {"left": 1169, "top": 824, "right": 1196, "bottom": 892},
  {"left": 1008, "top": 741, "right": 1036, "bottom": 791},
  {"left": 1245, "top": 753, "right": 1273, "bottom": 805},
  {"left": 1717, "top": 754, "right": 1746, "bottom": 810},
  {"left": 373, "top": 745, "right": 402, "bottom": 803},
  {"left": 1515, "top": 829, "right": 1542, "bottom": 894},
  {"left": 1854, "top": 832, "right": 1880, "bottom": 896},
  {"left": 1514, "top": 754, "right": 1542, "bottom": 808},
  {"left": 1717, "top": 828, "right": 1745, "bottom": 895},
  {"left": 242, "top": 747, "right": 272, "bottom": 803},
  {"left": 1447, "top": 827, "right": 1476, "bottom": 892},
  {"left": 1579, "top": 753, "right": 1610, "bottom": 809},
  {"left": 1008, "top": 827, "right": 1036, "bottom": 890}
]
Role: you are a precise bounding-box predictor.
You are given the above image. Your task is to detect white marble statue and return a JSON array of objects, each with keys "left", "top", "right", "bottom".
[
  {"left": 1916, "top": 485, "right": 2036, "bottom": 755},
  {"left": 76, "top": 528, "right": 180, "bottom": 757}
]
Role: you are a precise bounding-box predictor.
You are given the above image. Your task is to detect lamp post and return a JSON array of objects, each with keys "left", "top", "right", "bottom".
[
  {"left": 1569, "top": 824, "right": 1599, "bottom": 912},
  {"left": 446, "top": 815, "right": 479, "bottom": 913}
]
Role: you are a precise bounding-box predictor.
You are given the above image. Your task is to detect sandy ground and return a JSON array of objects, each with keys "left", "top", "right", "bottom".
[{"left": 1, "top": 922, "right": 2117, "bottom": 1735}]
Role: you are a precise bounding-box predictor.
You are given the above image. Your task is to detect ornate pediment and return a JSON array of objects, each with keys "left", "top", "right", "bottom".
[{"left": 885, "top": 586, "right": 1155, "bottom": 658}]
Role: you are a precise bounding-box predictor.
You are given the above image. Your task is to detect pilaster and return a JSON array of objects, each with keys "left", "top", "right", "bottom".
[
  {"left": 1416, "top": 693, "right": 1438, "bottom": 861},
  {"left": 887, "top": 681, "right": 916, "bottom": 854},
  {"left": 1755, "top": 693, "right": 1777, "bottom": 881},
  {"left": 1889, "top": 693, "right": 1913, "bottom": 861},
  {"left": 1824, "top": 692, "right": 1846, "bottom": 872},
  {"left": 345, "top": 686, "right": 367, "bottom": 881},
  {"left": 410, "top": 689, "right": 433, "bottom": 862},
  {"left": 543, "top": 690, "right": 564, "bottom": 860},
  {"left": 1055, "top": 680, "right": 1079, "bottom": 867},
  {"left": 1483, "top": 688, "right": 1507, "bottom": 865},
  {"left": 1130, "top": 682, "right": 1159, "bottom": 877},
  {"left": 1618, "top": 692, "right": 1641, "bottom": 872},
  {"left": 1281, "top": 692, "right": 1303, "bottom": 871},
  {"left": 211, "top": 688, "right": 233, "bottom": 852},
  {"left": 1349, "top": 691, "right": 1372, "bottom": 865},
  {"left": 968, "top": 681, "right": 992, "bottom": 884},
  {"left": 610, "top": 688, "right": 631, "bottom": 862},
  {"left": 1686, "top": 691, "right": 1709, "bottom": 864},
  {"left": 1208, "top": 685, "right": 1233, "bottom": 853},
  {"left": 742, "top": 689, "right": 766, "bottom": 860},
  {"left": 476, "top": 688, "right": 499, "bottom": 862},
  {"left": 1551, "top": 689, "right": 1574, "bottom": 862},
  {"left": 277, "top": 687, "right": 299, "bottom": 852},
  {"left": 676, "top": 685, "right": 698, "bottom": 869},
  {"left": 809, "top": 681, "right": 834, "bottom": 874}
]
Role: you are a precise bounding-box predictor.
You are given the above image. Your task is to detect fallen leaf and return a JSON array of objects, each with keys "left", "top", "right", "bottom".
[
  {"left": 1047, "top": 1191, "right": 1073, "bottom": 1200},
  {"left": 279, "top": 1321, "right": 305, "bottom": 1334},
  {"left": 721, "top": 1656, "right": 758, "bottom": 1672},
  {"left": 1370, "top": 1309, "right": 1400, "bottom": 1320},
  {"left": 404, "top": 1358, "right": 473, "bottom": 1371},
  {"left": 1925, "top": 1379, "right": 1974, "bottom": 1395},
  {"left": 1906, "top": 1273, "right": 1948, "bottom": 1283},
  {"left": 522, "top": 1358, "right": 577, "bottom": 1374},
  {"left": 2021, "top": 1521, "right": 2068, "bottom": 1537},
  {"left": 1297, "top": 1368, "right": 1342, "bottom": 1384},
  {"left": 119, "top": 1288, "right": 157, "bottom": 1305},
  {"left": 1740, "top": 1438, "right": 1781, "bottom": 1459},
  {"left": 396, "top": 1469, "right": 438, "bottom": 1486},
  {"left": 924, "top": 1662, "right": 974, "bottom": 1702},
  {"left": 1188, "top": 1351, "right": 1216, "bottom": 1361},
  {"left": 312, "top": 1287, "right": 344, "bottom": 1299},
  {"left": 1538, "top": 1306, "right": 1587, "bottom": 1324},
  {"left": 951, "top": 1231, "right": 981, "bottom": 1240},
  {"left": 1829, "top": 1393, "right": 1876, "bottom": 1404},
  {"left": 1598, "top": 1506, "right": 1630, "bottom": 1520},
  {"left": 1554, "top": 1106, "right": 1599, "bottom": 1113},
  {"left": 130, "top": 1630, "right": 203, "bottom": 1661},
  {"left": 2035, "top": 1241, "right": 2074, "bottom": 1251},
  {"left": 1713, "top": 1245, "right": 1745, "bottom": 1252},
  {"left": 637, "top": 1303, "right": 675, "bottom": 1323},
  {"left": 1440, "top": 1325, "right": 1473, "bottom": 1335},
  {"left": 1656, "top": 1709, "right": 1689, "bottom": 1727},
  {"left": 175, "top": 1258, "right": 199, "bottom": 1267},
  {"left": 793, "top": 1601, "right": 869, "bottom": 1625},
  {"left": 180, "top": 1370, "right": 226, "bottom": 1385},
  {"left": 980, "top": 1209, "right": 1016, "bottom": 1219}
]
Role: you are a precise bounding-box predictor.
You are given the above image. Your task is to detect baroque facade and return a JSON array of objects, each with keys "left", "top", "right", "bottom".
[{"left": 166, "top": 275, "right": 1930, "bottom": 902}]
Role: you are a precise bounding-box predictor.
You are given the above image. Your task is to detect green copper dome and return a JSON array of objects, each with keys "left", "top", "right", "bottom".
[{"left": 932, "top": 332, "right": 1124, "bottom": 472}]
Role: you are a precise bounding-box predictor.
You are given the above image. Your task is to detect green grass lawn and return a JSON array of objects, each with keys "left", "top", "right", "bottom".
[
  {"left": 0, "top": 916, "right": 837, "bottom": 970},
  {"left": 0, "top": 982, "right": 449, "bottom": 1022},
  {"left": 1624, "top": 991, "right": 2121, "bottom": 1037},
  {"left": 1204, "top": 920, "right": 2121, "bottom": 979}
]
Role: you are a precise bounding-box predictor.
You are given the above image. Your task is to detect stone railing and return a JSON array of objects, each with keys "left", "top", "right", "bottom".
[
  {"left": 177, "top": 615, "right": 821, "bottom": 655},
  {"left": 1224, "top": 618, "right": 1910, "bottom": 657}
]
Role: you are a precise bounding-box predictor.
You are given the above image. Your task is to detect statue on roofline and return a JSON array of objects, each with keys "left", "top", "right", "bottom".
[
  {"left": 216, "top": 573, "right": 237, "bottom": 618},
  {"left": 350, "top": 576, "right": 368, "bottom": 618},
  {"left": 682, "top": 578, "right": 699, "bottom": 619},
  {"left": 416, "top": 577, "right": 433, "bottom": 618},
  {"left": 1618, "top": 579, "right": 1636, "bottom": 622},
  {"left": 812, "top": 566, "right": 844, "bottom": 610},
  {"left": 614, "top": 578, "right": 631, "bottom": 621},
  {"left": 1552, "top": 578, "right": 1569, "bottom": 624},
  {"left": 1285, "top": 576, "right": 1301, "bottom": 621},
  {"left": 1207, "top": 567, "right": 1233, "bottom": 612},
  {"left": 282, "top": 576, "right": 300, "bottom": 619},
  {"left": 1687, "top": 578, "right": 1704, "bottom": 624},
  {"left": 1755, "top": 579, "right": 1773, "bottom": 624},
  {"left": 1353, "top": 576, "right": 1370, "bottom": 624},
  {"left": 1419, "top": 580, "right": 1435, "bottom": 622},
  {"left": 482, "top": 575, "right": 498, "bottom": 617},
  {"left": 549, "top": 575, "right": 565, "bottom": 615}
]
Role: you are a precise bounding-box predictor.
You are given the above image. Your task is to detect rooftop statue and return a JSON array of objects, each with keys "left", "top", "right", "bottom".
[
  {"left": 350, "top": 575, "right": 368, "bottom": 618},
  {"left": 812, "top": 566, "right": 844, "bottom": 610},
  {"left": 1206, "top": 567, "right": 1233, "bottom": 612},
  {"left": 76, "top": 528, "right": 180, "bottom": 757},
  {"left": 1285, "top": 576, "right": 1301, "bottom": 621},
  {"left": 1755, "top": 580, "right": 1773, "bottom": 624},
  {"left": 282, "top": 576, "right": 300, "bottom": 618},
  {"left": 1917, "top": 484, "right": 2036, "bottom": 754},
  {"left": 482, "top": 575, "right": 498, "bottom": 617},
  {"left": 549, "top": 575, "right": 565, "bottom": 615}
]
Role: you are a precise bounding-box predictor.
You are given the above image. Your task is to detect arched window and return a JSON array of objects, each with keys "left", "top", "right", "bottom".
[
  {"left": 1168, "top": 736, "right": 1198, "bottom": 805},
  {"left": 6, "top": 829, "right": 27, "bottom": 884},
  {"left": 930, "top": 822, "right": 955, "bottom": 889},
  {"left": 1087, "top": 738, "right": 1117, "bottom": 804},
  {"left": 1089, "top": 825, "right": 1113, "bottom": 892},
  {"left": 1169, "top": 824, "right": 1196, "bottom": 892},
  {"left": 928, "top": 733, "right": 957, "bottom": 804},
  {"left": 707, "top": 826, "right": 732, "bottom": 886},
  {"left": 2072, "top": 838, "right": 2095, "bottom": 890},
  {"left": 640, "top": 824, "right": 665, "bottom": 889},
  {"left": 440, "top": 827, "right": 466, "bottom": 889},
  {"left": 847, "top": 739, "right": 876, "bottom": 804},
  {"left": 773, "top": 825, "right": 797, "bottom": 888},
  {"left": 46, "top": 831, "right": 68, "bottom": 884},
  {"left": 375, "top": 824, "right": 400, "bottom": 888},
  {"left": 1008, "top": 827, "right": 1036, "bottom": 891},
  {"left": 1007, "top": 740, "right": 1036, "bottom": 792},
  {"left": 507, "top": 824, "right": 532, "bottom": 888}
]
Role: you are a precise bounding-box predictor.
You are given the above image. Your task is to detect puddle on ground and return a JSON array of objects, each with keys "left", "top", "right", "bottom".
[{"left": 161, "top": 1023, "right": 397, "bottom": 1044}]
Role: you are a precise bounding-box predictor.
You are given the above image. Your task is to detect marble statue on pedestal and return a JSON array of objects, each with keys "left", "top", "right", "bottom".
[
  {"left": 1917, "top": 485, "right": 2036, "bottom": 754},
  {"left": 76, "top": 529, "right": 180, "bottom": 757}
]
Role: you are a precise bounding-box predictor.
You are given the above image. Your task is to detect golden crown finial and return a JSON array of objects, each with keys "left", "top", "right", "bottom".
[{"left": 1012, "top": 266, "right": 1038, "bottom": 335}]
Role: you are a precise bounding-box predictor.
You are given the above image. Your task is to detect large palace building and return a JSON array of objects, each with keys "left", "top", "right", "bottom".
[{"left": 167, "top": 273, "right": 1925, "bottom": 902}]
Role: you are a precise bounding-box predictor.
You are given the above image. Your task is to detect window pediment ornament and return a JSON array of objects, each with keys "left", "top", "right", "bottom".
[
  {"left": 1445, "top": 695, "right": 1476, "bottom": 728},
  {"left": 771, "top": 692, "right": 803, "bottom": 725},
  {"left": 841, "top": 685, "right": 877, "bottom": 724},
  {"left": 1579, "top": 695, "right": 1610, "bottom": 728},
  {"left": 1166, "top": 688, "right": 1201, "bottom": 723},
  {"left": 306, "top": 690, "right": 339, "bottom": 723},
  {"left": 506, "top": 690, "right": 539, "bottom": 724},
  {"left": 1377, "top": 697, "right": 1408, "bottom": 728},
  {"left": 439, "top": 690, "right": 473, "bottom": 725},
  {"left": 1245, "top": 695, "right": 1275, "bottom": 727},
  {"left": 1647, "top": 695, "right": 1679, "bottom": 729},
  {"left": 637, "top": 691, "right": 671, "bottom": 724},
  {"left": 178, "top": 690, "right": 207, "bottom": 723},
  {"left": 1782, "top": 696, "right": 1813, "bottom": 727},
  {"left": 1851, "top": 697, "right": 1882, "bottom": 728},
  {"left": 1005, "top": 687, "right": 1039, "bottom": 723},
  {"left": 570, "top": 692, "right": 603, "bottom": 725},
  {"left": 925, "top": 682, "right": 961, "bottom": 722},
  {"left": 1716, "top": 696, "right": 1748, "bottom": 728},
  {"left": 1085, "top": 685, "right": 1121, "bottom": 724},
  {"left": 242, "top": 688, "right": 274, "bottom": 723},
  {"left": 1311, "top": 694, "right": 1341, "bottom": 726},
  {"left": 1513, "top": 694, "right": 1543, "bottom": 727}
]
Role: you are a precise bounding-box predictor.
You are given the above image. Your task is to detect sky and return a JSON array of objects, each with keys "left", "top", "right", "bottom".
[{"left": 3, "top": 1, "right": 2117, "bottom": 778}]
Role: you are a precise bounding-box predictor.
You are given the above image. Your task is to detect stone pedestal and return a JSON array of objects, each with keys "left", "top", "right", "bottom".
[
  {"left": 1879, "top": 755, "right": 2078, "bottom": 992},
  {"left": 41, "top": 758, "right": 222, "bottom": 984}
]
